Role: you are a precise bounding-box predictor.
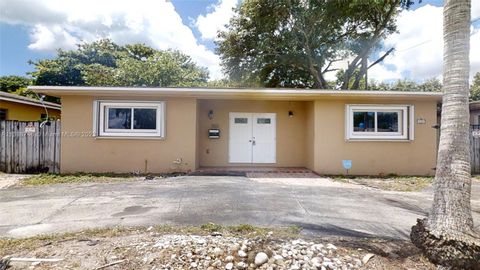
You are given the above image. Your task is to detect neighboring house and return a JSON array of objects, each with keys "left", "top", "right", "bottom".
[
  {"left": 0, "top": 91, "right": 61, "bottom": 121},
  {"left": 30, "top": 86, "right": 441, "bottom": 175},
  {"left": 470, "top": 101, "right": 480, "bottom": 126}
]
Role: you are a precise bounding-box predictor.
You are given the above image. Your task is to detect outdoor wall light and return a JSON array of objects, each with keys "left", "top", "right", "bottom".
[
  {"left": 208, "top": 110, "right": 214, "bottom": 119},
  {"left": 288, "top": 110, "right": 294, "bottom": 117}
]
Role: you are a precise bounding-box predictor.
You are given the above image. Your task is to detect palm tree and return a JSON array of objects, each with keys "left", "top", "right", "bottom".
[{"left": 411, "top": 0, "right": 480, "bottom": 268}]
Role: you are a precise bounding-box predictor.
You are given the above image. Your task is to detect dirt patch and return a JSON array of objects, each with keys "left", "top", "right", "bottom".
[
  {"left": 331, "top": 176, "right": 434, "bottom": 192},
  {"left": 0, "top": 173, "right": 30, "bottom": 189},
  {"left": 249, "top": 177, "right": 362, "bottom": 188},
  {"left": 0, "top": 225, "right": 435, "bottom": 270}
]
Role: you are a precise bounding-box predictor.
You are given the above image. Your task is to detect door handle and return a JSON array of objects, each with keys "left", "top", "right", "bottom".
[{"left": 252, "top": 140, "right": 256, "bottom": 146}]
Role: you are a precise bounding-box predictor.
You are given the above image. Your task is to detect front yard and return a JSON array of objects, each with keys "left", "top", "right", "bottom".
[
  {"left": 1, "top": 172, "right": 478, "bottom": 269},
  {"left": 3, "top": 172, "right": 438, "bottom": 192},
  {"left": 2, "top": 172, "right": 184, "bottom": 187},
  {"left": 1, "top": 225, "right": 434, "bottom": 270}
]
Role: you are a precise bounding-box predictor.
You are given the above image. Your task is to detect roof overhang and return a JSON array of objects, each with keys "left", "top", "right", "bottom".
[
  {"left": 470, "top": 101, "right": 480, "bottom": 110},
  {"left": 0, "top": 95, "right": 61, "bottom": 110},
  {"left": 29, "top": 86, "right": 443, "bottom": 101}
]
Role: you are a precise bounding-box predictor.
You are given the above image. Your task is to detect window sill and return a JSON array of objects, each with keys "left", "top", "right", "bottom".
[
  {"left": 94, "top": 136, "right": 166, "bottom": 140},
  {"left": 345, "top": 138, "right": 412, "bottom": 142}
]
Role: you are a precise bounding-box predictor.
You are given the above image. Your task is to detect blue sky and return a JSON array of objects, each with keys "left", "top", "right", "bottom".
[
  {"left": 0, "top": 0, "right": 478, "bottom": 81},
  {"left": 0, "top": 0, "right": 220, "bottom": 76}
]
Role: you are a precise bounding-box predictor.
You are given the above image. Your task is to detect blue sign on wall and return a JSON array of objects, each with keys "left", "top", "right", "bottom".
[{"left": 342, "top": 160, "right": 352, "bottom": 170}]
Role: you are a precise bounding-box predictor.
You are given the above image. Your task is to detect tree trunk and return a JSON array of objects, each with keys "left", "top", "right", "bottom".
[
  {"left": 411, "top": 0, "right": 480, "bottom": 268},
  {"left": 352, "top": 56, "right": 368, "bottom": 90},
  {"left": 431, "top": 0, "right": 473, "bottom": 237}
]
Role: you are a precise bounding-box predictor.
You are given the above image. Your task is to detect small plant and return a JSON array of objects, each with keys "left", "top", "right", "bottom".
[
  {"left": 288, "top": 225, "right": 302, "bottom": 234},
  {"left": 200, "top": 222, "right": 223, "bottom": 232},
  {"left": 228, "top": 224, "right": 256, "bottom": 232}
]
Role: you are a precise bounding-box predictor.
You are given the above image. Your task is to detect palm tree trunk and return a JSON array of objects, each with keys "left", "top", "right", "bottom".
[
  {"left": 430, "top": 0, "right": 474, "bottom": 238},
  {"left": 410, "top": 0, "right": 480, "bottom": 268}
]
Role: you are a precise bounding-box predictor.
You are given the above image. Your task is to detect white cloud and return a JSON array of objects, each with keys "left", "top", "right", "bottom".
[
  {"left": 195, "top": 0, "right": 238, "bottom": 40},
  {"left": 473, "top": 0, "right": 480, "bottom": 19},
  {"left": 369, "top": 4, "right": 480, "bottom": 82},
  {"left": 0, "top": 0, "right": 224, "bottom": 79},
  {"left": 368, "top": 64, "right": 402, "bottom": 82},
  {"left": 28, "top": 24, "right": 79, "bottom": 51}
]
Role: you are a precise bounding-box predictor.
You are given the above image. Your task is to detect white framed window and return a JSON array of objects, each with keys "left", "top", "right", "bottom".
[
  {"left": 345, "top": 104, "right": 414, "bottom": 141},
  {"left": 94, "top": 101, "right": 165, "bottom": 137}
]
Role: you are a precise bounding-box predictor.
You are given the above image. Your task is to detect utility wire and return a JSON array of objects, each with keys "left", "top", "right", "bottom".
[
  {"left": 395, "top": 18, "right": 479, "bottom": 53},
  {"left": 396, "top": 40, "right": 432, "bottom": 52}
]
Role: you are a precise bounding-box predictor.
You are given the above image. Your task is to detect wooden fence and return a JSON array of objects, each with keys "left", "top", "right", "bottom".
[{"left": 0, "top": 120, "right": 61, "bottom": 173}]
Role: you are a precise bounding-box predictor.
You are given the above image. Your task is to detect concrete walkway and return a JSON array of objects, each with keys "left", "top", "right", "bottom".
[{"left": 1, "top": 176, "right": 479, "bottom": 239}]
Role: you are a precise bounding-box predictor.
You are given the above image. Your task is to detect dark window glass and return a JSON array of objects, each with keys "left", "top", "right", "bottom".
[
  {"left": 0, "top": 109, "right": 7, "bottom": 120},
  {"left": 257, "top": 118, "right": 271, "bottom": 124},
  {"left": 234, "top": 118, "right": 248, "bottom": 124},
  {"left": 353, "top": 112, "right": 375, "bottom": 132},
  {"left": 107, "top": 108, "right": 131, "bottom": 129},
  {"left": 377, "top": 112, "right": 399, "bottom": 132},
  {"left": 133, "top": 108, "right": 156, "bottom": 129}
]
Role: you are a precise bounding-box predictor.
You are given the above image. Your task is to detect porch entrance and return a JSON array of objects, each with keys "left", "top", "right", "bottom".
[{"left": 229, "top": 112, "right": 276, "bottom": 163}]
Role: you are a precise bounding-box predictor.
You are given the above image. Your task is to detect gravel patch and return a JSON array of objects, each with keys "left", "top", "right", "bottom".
[
  {"left": 3, "top": 233, "right": 369, "bottom": 269},
  {"left": 1, "top": 226, "right": 435, "bottom": 270}
]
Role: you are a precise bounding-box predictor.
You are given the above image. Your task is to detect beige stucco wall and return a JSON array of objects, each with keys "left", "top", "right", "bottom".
[
  {"left": 59, "top": 95, "right": 438, "bottom": 175},
  {"left": 197, "top": 100, "right": 307, "bottom": 167},
  {"left": 0, "top": 100, "right": 61, "bottom": 121},
  {"left": 311, "top": 99, "right": 438, "bottom": 176},
  {"left": 304, "top": 101, "right": 315, "bottom": 170},
  {"left": 60, "top": 95, "right": 197, "bottom": 173}
]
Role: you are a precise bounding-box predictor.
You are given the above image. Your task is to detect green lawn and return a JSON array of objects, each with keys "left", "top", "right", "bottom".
[{"left": 19, "top": 173, "right": 143, "bottom": 186}]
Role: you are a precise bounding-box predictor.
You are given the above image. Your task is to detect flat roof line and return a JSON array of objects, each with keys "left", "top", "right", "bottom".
[{"left": 28, "top": 86, "right": 443, "bottom": 100}]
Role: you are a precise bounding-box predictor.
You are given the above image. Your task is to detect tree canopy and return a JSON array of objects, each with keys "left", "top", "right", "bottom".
[
  {"left": 30, "top": 39, "right": 209, "bottom": 87},
  {"left": 368, "top": 78, "right": 443, "bottom": 92},
  {"left": 217, "top": 0, "right": 413, "bottom": 89},
  {"left": 0, "top": 75, "right": 31, "bottom": 93},
  {"left": 470, "top": 72, "right": 480, "bottom": 101},
  {"left": 0, "top": 75, "right": 60, "bottom": 102}
]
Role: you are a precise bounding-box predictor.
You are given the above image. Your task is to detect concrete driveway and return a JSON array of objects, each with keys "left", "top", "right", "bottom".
[{"left": 1, "top": 176, "right": 479, "bottom": 239}]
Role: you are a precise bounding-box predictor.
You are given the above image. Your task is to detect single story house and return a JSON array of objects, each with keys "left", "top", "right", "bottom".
[
  {"left": 0, "top": 91, "right": 61, "bottom": 121},
  {"left": 30, "top": 86, "right": 442, "bottom": 175}
]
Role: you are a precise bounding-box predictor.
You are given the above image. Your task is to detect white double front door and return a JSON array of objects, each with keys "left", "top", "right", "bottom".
[{"left": 229, "top": 113, "right": 276, "bottom": 163}]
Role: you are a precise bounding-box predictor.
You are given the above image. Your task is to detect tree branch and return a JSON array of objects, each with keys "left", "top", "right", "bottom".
[{"left": 368, "top": 47, "right": 395, "bottom": 69}]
